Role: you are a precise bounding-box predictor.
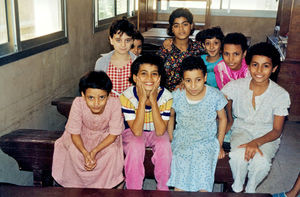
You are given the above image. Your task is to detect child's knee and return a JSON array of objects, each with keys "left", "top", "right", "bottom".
[
  {"left": 229, "top": 148, "right": 245, "bottom": 161},
  {"left": 249, "top": 154, "right": 271, "bottom": 172}
]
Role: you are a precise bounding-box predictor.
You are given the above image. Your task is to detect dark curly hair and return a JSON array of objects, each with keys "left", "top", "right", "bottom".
[
  {"left": 79, "top": 71, "right": 112, "bottom": 94},
  {"left": 129, "top": 54, "right": 166, "bottom": 87},
  {"left": 195, "top": 26, "right": 224, "bottom": 45},
  {"left": 246, "top": 42, "right": 280, "bottom": 68},
  {"left": 180, "top": 56, "right": 207, "bottom": 77},
  {"left": 109, "top": 17, "right": 136, "bottom": 38},
  {"left": 222, "top": 32, "right": 248, "bottom": 52},
  {"left": 167, "top": 8, "right": 195, "bottom": 37}
]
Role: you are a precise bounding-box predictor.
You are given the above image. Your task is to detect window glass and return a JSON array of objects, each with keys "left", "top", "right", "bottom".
[
  {"left": 168, "top": 1, "right": 207, "bottom": 9},
  {"left": 117, "top": 0, "right": 127, "bottom": 15},
  {"left": 222, "top": 0, "right": 278, "bottom": 11},
  {"left": 95, "top": 0, "right": 136, "bottom": 29},
  {"left": 18, "top": 0, "right": 62, "bottom": 41},
  {"left": 98, "top": 0, "right": 115, "bottom": 20},
  {"left": 0, "top": 0, "right": 8, "bottom": 44}
]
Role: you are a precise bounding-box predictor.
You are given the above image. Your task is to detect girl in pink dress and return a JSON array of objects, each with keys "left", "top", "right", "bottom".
[{"left": 52, "top": 71, "right": 124, "bottom": 188}]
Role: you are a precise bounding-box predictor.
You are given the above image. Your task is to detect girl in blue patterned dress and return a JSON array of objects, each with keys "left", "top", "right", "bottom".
[{"left": 167, "top": 56, "right": 227, "bottom": 192}]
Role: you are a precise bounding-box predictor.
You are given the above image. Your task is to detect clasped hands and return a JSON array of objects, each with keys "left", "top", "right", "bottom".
[{"left": 83, "top": 149, "right": 98, "bottom": 171}]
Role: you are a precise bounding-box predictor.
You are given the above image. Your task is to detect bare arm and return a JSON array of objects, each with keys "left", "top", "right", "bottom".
[
  {"left": 127, "top": 77, "right": 147, "bottom": 136},
  {"left": 71, "top": 134, "right": 95, "bottom": 170},
  {"left": 90, "top": 134, "right": 118, "bottom": 159},
  {"left": 167, "top": 108, "right": 175, "bottom": 141},
  {"left": 149, "top": 78, "right": 168, "bottom": 136},
  {"left": 217, "top": 108, "right": 227, "bottom": 159},
  {"left": 239, "top": 115, "right": 285, "bottom": 161},
  {"left": 127, "top": 100, "right": 146, "bottom": 136},
  {"left": 225, "top": 100, "right": 234, "bottom": 134},
  {"left": 151, "top": 99, "right": 168, "bottom": 136}
]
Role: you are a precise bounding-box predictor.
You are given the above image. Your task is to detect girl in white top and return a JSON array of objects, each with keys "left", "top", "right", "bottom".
[{"left": 221, "top": 42, "right": 291, "bottom": 193}]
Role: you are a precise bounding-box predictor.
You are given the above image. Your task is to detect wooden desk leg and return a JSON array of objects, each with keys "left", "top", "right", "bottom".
[{"left": 33, "top": 169, "right": 53, "bottom": 187}]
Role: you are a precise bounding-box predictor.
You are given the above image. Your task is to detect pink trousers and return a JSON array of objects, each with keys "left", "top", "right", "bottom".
[{"left": 122, "top": 128, "right": 172, "bottom": 190}]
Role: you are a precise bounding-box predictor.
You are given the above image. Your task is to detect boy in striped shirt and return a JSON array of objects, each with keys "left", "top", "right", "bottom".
[{"left": 120, "top": 54, "right": 173, "bottom": 190}]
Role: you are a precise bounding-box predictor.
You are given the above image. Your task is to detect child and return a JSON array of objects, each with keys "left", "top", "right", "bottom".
[
  {"left": 120, "top": 54, "right": 173, "bottom": 190},
  {"left": 95, "top": 17, "right": 136, "bottom": 97},
  {"left": 157, "top": 8, "right": 204, "bottom": 91},
  {"left": 214, "top": 32, "right": 249, "bottom": 90},
  {"left": 221, "top": 42, "right": 291, "bottom": 193},
  {"left": 196, "top": 26, "right": 224, "bottom": 88},
  {"left": 167, "top": 56, "right": 227, "bottom": 192},
  {"left": 52, "top": 71, "right": 124, "bottom": 188},
  {"left": 130, "top": 31, "right": 144, "bottom": 56}
]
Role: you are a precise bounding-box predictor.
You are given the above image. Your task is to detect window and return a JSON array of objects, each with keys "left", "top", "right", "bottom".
[
  {"left": 158, "top": 0, "right": 278, "bottom": 18},
  {"left": 94, "top": 0, "right": 137, "bottom": 32},
  {"left": 0, "top": 0, "right": 67, "bottom": 66}
]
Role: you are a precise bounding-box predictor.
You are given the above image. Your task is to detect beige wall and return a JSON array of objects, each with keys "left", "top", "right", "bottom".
[
  {"left": 157, "top": 13, "right": 276, "bottom": 45},
  {"left": 0, "top": 0, "right": 113, "bottom": 184},
  {"left": 209, "top": 16, "right": 276, "bottom": 45}
]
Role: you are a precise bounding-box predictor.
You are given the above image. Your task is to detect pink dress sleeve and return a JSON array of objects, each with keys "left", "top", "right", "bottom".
[
  {"left": 108, "top": 97, "right": 124, "bottom": 135},
  {"left": 65, "top": 97, "right": 83, "bottom": 135},
  {"left": 214, "top": 61, "right": 223, "bottom": 90}
]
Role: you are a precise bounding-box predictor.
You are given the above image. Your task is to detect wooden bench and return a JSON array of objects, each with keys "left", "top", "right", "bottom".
[
  {"left": 0, "top": 129, "right": 233, "bottom": 190},
  {"left": 51, "top": 97, "right": 233, "bottom": 191}
]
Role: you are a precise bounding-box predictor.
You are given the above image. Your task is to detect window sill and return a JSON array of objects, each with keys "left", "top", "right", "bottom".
[{"left": 0, "top": 37, "right": 68, "bottom": 67}]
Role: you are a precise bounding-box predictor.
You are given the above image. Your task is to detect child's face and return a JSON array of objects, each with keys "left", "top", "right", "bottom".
[
  {"left": 81, "top": 88, "right": 108, "bottom": 114},
  {"left": 183, "top": 69, "right": 207, "bottom": 100},
  {"left": 130, "top": 39, "right": 143, "bottom": 56},
  {"left": 223, "top": 44, "right": 246, "bottom": 71},
  {"left": 172, "top": 17, "right": 193, "bottom": 40},
  {"left": 204, "top": 37, "right": 221, "bottom": 58},
  {"left": 109, "top": 31, "right": 133, "bottom": 55},
  {"left": 249, "top": 55, "right": 277, "bottom": 85},
  {"left": 133, "top": 63, "right": 160, "bottom": 92}
]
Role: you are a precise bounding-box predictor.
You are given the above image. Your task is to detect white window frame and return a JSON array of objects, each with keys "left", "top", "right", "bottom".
[
  {"left": 93, "top": 0, "right": 137, "bottom": 33},
  {"left": 0, "top": 0, "right": 68, "bottom": 66}
]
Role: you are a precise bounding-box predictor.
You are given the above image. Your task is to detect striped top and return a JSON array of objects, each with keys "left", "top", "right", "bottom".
[{"left": 120, "top": 86, "right": 173, "bottom": 131}]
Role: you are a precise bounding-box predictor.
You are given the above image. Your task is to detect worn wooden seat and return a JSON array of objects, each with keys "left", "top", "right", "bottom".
[
  {"left": 0, "top": 129, "right": 63, "bottom": 186},
  {"left": 0, "top": 128, "right": 233, "bottom": 190},
  {"left": 0, "top": 97, "right": 234, "bottom": 189},
  {"left": 51, "top": 97, "right": 233, "bottom": 191}
]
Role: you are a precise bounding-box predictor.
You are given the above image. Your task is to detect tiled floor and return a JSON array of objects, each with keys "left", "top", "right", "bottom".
[{"left": 142, "top": 121, "right": 300, "bottom": 194}]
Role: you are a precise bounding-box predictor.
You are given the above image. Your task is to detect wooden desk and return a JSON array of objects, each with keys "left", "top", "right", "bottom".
[
  {"left": 142, "top": 28, "right": 200, "bottom": 45},
  {"left": 0, "top": 184, "right": 272, "bottom": 197}
]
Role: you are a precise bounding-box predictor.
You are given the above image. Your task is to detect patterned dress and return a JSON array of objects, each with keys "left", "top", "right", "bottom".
[
  {"left": 157, "top": 39, "right": 204, "bottom": 91},
  {"left": 167, "top": 86, "right": 227, "bottom": 191}
]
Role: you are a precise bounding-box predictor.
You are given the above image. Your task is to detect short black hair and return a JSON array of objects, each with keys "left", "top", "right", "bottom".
[
  {"left": 245, "top": 42, "right": 280, "bottom": 68},
  {"left": 109, "top": 17, "right": 136, "bottom": 38},
  {"left": 222, "top": 32, "right": 248, "bottom": 52},
  {"left": 180, "top": 56, "right": 207, "bottom": 77},
  {"left": 167, "top": 8, "right": 195, "bottom": 37},
  {"left": 129, "top": 54, "right": 166, "bottom": 87},
  {"left": 79, "top": 71, "right": 112, "bottom": 94},
  {"left": 195, "top": 26, "right": 224, "bottom": 44},
  {"left": 132, "top": 31, "right": 144, "bottom": 44}
]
